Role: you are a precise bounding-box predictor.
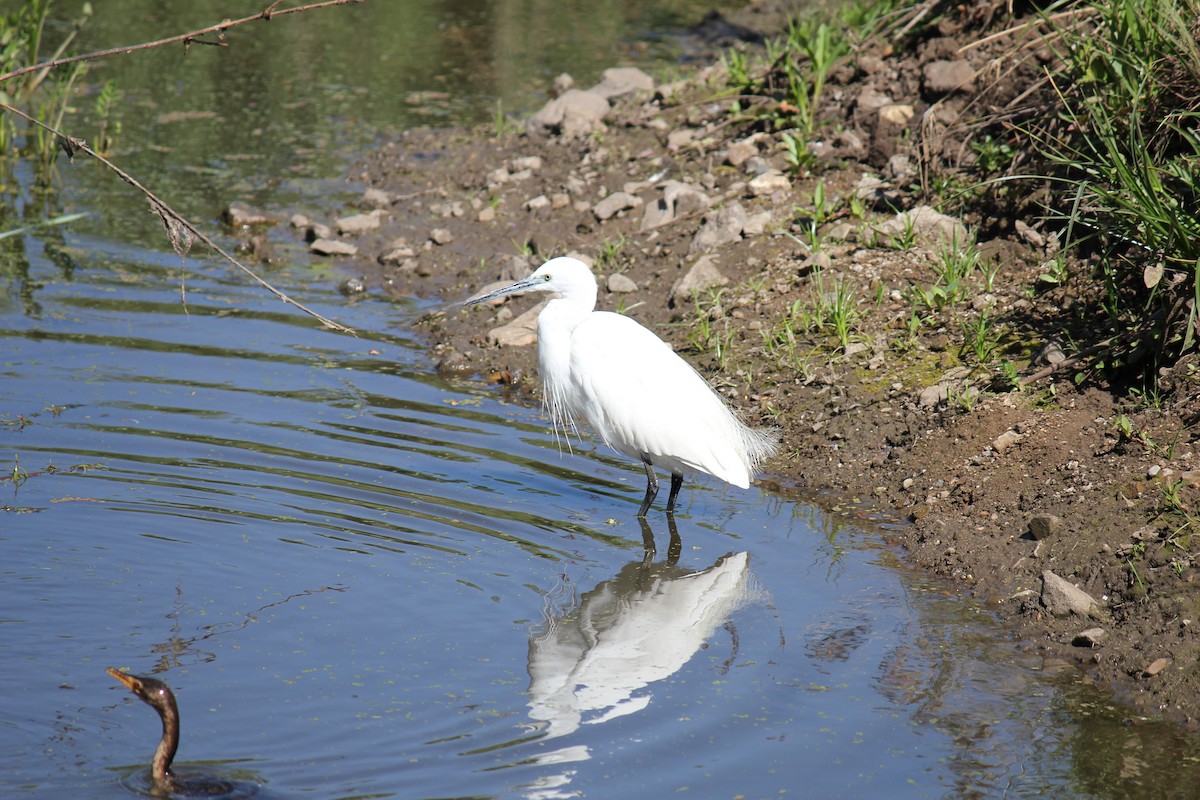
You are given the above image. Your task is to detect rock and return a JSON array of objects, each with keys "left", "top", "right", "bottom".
[
  {"left": 289, "top": 213, "right": 310, "bottom": 229},
  {"left": 487, "top": 167, "right": 511, "bottom": 186},
  {"left": 1041, "top": 571, "right": 1101, "bottom": 618},
  {"left": 551, "top": 73, "right": 574, "bottom": 97},
  {"left": 725, "top": 136, "right": 760, "bottom": 166},
  {"left": 1028, "top": 514, "right": 1062, "bottom": 540},
  {"left": 606, "top": 272, "right": 638, "bottom": 293},
  {"left": 336, "top": 210, "right": 383, "bottom": 235},
  {"left": 486, "top": 300, "right": 545, "bottom": 347},
  {"left": 1143, "top": 657, "right": 1170, "bottom": 677},
  {"left": 873, "top": 205, "right": 968, "bottom": 246},
  {"left": 550, "top": 193, "right": 570, "bottom": 209},
  {"left": 689, "top": 201, "right": 747, "bottom": 255},
  {"left": 528, "top": 88, "right": 610, "bottom": 138},
  {"left": 918, "top": 383, "right": 948, "bottom": 408},
  {"left": 591, "top": 67, "right": 654, "bottom": 100},
  {"left": 749, "top": 169, "right": 791, "bottom": 197},
  {"left": 640, "top": 197, "right": 675, "bottom": 231},
  {"left": 878, "top": 103, "right": 914, "bottom": 125},
  {"left": 592, "top": 191, "right": 642, "bottom": 221},
  {"left": 667, "top": 129, "right": 695, "bottom": 151},
  {"left": 1038, "top": 341, "right": 1066, "bottom": 365},
  {"left": 1072, "top": 627, "right": 1106, "bottom": 647},
  {"left": 477, "top": 206, "right": 496, "bottom": 223},
  {"left": 429, "top": 228, "right": 454, "bottom": 245},
  {"left": 743, "top": 210, "right": 774, "bottom": 237},
  {"left": 923, "top": 59, "right": 976, "bottom": 94},
  {"left": 886, "top": 154, "right": 913, "bottom": 182},
  {"left": 512, "top": 155, "right": 543, "bottom": 171},
  {"left": 992, "top": 429, "right": 1023, "bottom": 454},
  {"left": 670, "top": 254, "right": 727, "bottom": 305},
  {"left": 222, "top": 203, "right": 274, "bottom": 230},
  {"left": 525, "top": 195, "right": 551, "bottom": 211},
  {"left": 310, "top": 238, "right": 357, "bottom": 257},
  {"left": 801, "top": 251, "right": 833, "bottom": 271},
  {"left": 304, "top": 221, "right": 334, "bottom": 242},
  {"left": 1015, "top": 220, "right": 1045, "bottom": 248},
  {"left": 361, "top": 188, "right": 392, "bottom": 209},
  {"left": 640, "top": 180, "right": 709, "bottom": 231},
  {"left": 378, "top": 247, "right": 416, "bottom": 265},
  {"left": 666, "top": 181, "right": 710, "bottom": 216},
  {"left": 234, "top": 233, "right": 275, "bottom": 264},
  {"left": 338, "top": 276, "right": 367, "bottom": 296}
]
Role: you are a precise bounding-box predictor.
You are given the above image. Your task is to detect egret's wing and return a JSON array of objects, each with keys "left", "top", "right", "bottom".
[{"left": 568, "top": 313, "right": 755, "bottom": 485}]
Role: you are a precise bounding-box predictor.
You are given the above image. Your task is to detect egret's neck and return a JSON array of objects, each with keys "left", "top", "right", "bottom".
[{"left": 536, "top": 291, "right": 595, "bottom": 420}]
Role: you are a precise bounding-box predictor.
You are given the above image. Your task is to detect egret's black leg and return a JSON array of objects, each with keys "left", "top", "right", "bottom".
[
  {"left": 665, "top": 473, "right": 684, "bottom": 514},
  {"left": 638, "top": 516, "right": 656, "bottom": 564},
  {"left": 637, "top": 457, "right": 659, "bottom": 517},
  {"left": 664, "top": 513, "right": 683, "bottom": 565}
]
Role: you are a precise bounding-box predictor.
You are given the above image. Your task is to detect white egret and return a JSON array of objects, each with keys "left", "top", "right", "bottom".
[{"left": 466, "top": 257, "right": 777, "bottom": 516}]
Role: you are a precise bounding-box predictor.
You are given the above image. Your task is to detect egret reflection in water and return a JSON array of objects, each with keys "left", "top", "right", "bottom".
[{"left": 527, "top": 517, "right": 755, "bottom": 739}]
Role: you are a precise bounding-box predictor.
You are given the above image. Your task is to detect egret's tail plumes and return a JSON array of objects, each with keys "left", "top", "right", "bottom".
[{"left": 734, "top": 415, "right": 779, "bottom": 482}]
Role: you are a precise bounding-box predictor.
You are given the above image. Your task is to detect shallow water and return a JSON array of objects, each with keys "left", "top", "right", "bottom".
[{"left": 6, "top": 2, "right": 1200, "bottom": 799}]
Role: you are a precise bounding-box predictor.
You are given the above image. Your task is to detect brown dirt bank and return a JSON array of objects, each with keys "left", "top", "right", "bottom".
[{"left": 301, "top": 5, "right": 1200, "bottom": 726}]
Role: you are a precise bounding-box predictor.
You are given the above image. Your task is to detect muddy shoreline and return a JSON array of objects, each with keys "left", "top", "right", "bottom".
[{"left": 291, "top": 6, "right": 1200, "bottom": 726}]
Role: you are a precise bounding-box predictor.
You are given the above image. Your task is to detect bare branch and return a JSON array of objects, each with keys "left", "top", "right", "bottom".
[
  {"left": 1, "top": 101, "right": 356, "bottom": 335},
  {"left": 0, "top": 0, "right": 365, "bottom": 85}
]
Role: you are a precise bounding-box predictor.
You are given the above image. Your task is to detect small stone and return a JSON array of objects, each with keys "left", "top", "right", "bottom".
[
  {"left": 527, "top": 88, "right": 610, "bottom": 138},
  {"left": 289, "top": 213, "right": 310, "bottom": 229},
  {"left": 873, "top": 205, "right": 967, "bottom": 247},
  {"left": 1028, "top": 514, "right": 1062, "bottom": 540},
  {"left": 222, "top": 203, "right": 274, "bottom": 230},
  {"left": 923, "top": 59, "right": 976, "bottom": 94},
  {"left": 551, "top": 73, "right": 574, "bottom": 97},
  {"left": 486, "top": 300, "right": 545, "bottom": 347},
  {"left": 878, "top": 104, "right": 914, "bottom": 125},
  {"left": 592, "top": 191, "right": 642, "bottom": 221},
  {"left": 1041, "top": 571, "right": 1101, "bottom": 618},
  {"left": 310, "top": 238, "right": 358, "bottom": 257},
  {"left": 743, "top": 210, "right": 773, "bottom": 237},
  {"left": 992, "top": 429, "right": 1024, "bottom": 454},
  {"left": 1015, "top": 220, "right": 1044, "bottom": 248},
  {"left": 749, "top": 169, "right": 790, "bottom": 197},
  {"left": 551, "top": 193, "right": 571, "bottom": 209},
  {"left": 689, "top": 201, "right": 747, "bottom": 255},
  {"left": 670, "top": 254, "right": 727, "bottom": 305},
  {"left": 430, "top": 228, "right": 454, "bottom": 245},
  {"left": 338, "top": 276, "right": 367, "bottom": 296},
  {"left": 1038, "top": 341, "right": 1067, "bottom": 365},
  {"left": 725, "top": 136, "right": 760, "bottom": 166},
  {"left": 361, "top": 188, "right": 392, "bottom": 208},
  {"left": 336, "top": 210, "right": 383, "bottom": 235},
  {"left": 1072, "top": 627, "right": 1106, "bottom": 647},
  {"left": 477, "top": 206, "right": 496, "bottom": 223},
  {"left": 512, "top": 155, "right": 543, "bottom": 171},
  {"left": 606, "top": 272, "right": 638, "bottom": 293},
  {"left": 667, "top": 129, "right": 695, "bottom": 151},
  {"left": 591, "top": 66, "right": 654, "bottom": 100},
  {"left": 1143, "top": 657, "right": 1170, "bottom": 677},
  {"left": 525, "top": 195, "right": 551, "bottom": 211}
]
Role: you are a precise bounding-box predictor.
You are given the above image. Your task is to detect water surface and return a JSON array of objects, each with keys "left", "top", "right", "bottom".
[{"left": 5, "top": 2, "right": 1200, "bottom": 799}]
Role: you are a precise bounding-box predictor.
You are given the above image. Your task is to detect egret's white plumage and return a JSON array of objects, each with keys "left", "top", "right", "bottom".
[{"left": 466, "top": 257, "right": 777, "bottom": 515}]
